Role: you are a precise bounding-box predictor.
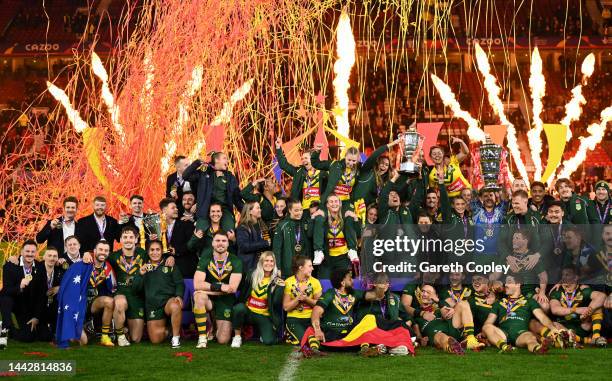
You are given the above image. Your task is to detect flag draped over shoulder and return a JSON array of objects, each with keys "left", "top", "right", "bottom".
[
  {"left": 55, "top": 262, "right": 93, "bottom": 348},
  {"left": 300, "top": 315, "right": 415, "bottom": 354}
]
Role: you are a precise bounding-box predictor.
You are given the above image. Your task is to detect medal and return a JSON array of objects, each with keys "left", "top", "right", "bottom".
[
  {"left": 596, "top": 201, "right": 610, "bottom": 224},
  {"left": 294, "top": 244, "right": 302, "bottom": 253},
  {"left": 125, "top": 275, "right": 133, "bottom": 286},
  {"left": 62, "top": 262, "right": 69, "bottom": 270},
  {"left": 485, "top": 228, "right": 494, "bottom": 237},
  {"left": 553, "top": 247, "right": 562, "bottom": 255},
  {"left": 25, "top": 274, "right": 33, "bottom": 281},
  {"left": 294, "top": 225, "right": 302, "bottom": 253}
]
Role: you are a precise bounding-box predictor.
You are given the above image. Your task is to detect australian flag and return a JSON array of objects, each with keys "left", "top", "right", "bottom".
[{"left": 55, "top": 262, "right": 93, "bottom": 348}]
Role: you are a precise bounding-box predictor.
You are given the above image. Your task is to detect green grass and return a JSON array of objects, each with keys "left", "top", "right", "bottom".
[{"left": 2, "top": 341, "right": 610, "bottom": 380}]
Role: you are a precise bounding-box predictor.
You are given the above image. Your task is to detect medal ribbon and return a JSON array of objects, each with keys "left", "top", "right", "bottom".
[
  {"left": 214, "top": 256, "right": 228, "bottom": 280},
  {"left": 96, "top": 217, "right": 106, "bottom": 239},
  {"left": 504, "top": 296, "right": 523, "bottom": 316},
  {"left": 461, "top": 215, "right": 468, "bottom": 238},
  {"left": 334, "top": 290, "right": 352, "bottom": 314},
  {"left": 563, "top": 288, "right": 578, "bottom": 308},
  {"left": 23, "top": 264, "right": 32, "bottom": 277},
  {"left": 47, "top": 270, "right": 54, "bottom": 289},
  {"left": 379, "top": 295, "right": 387, "bottom": 317},
  {"left": 596, "top": 201, "right": 610, "bottom": 224},
  {"left": 90, "top": 264, "right": 107, "bottom": 287},
  {"left": 294, "top": 224, "right": 302, "bottom": 245},
  {"left": 119, "top": 255, "right": 141, "bottom": 275},
  {"left": 450, "top": 287, "right": 468, "bottom": 304}
]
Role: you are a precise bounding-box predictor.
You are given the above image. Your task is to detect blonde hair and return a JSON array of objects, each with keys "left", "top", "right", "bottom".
[
  {"left": 239, "top": 201, "right": 268, "bottom": 231},
  {"left": 252, "top": 251, "right": 281, "bottom": 289},
  {"left": 326, "top": 193, "right": 344, "bottom": 230}
]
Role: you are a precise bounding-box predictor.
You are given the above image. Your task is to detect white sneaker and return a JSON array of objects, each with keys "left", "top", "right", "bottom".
[
  {"left": 231, "top": 336, "right": 242, "bottom": 348},
  {"left": 117, "top": 334, "right": 131, "bottom": 347},
  {"left": 0, "top": 336, "right": 7, "bottom": 350},
  {"left": 389, "top": 345, "right": 408, "bottom": 356},
  {"left": 196, "top": 335, "right": 208, "bottom": 349},
  {"left": 171, "top": 336, "right": 181, "bottom": 348}
]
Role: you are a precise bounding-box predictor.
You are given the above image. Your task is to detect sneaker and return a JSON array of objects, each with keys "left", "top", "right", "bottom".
[
  {"left": 464, "top": 335, "right": 485, "bottom": 351},
  {"left": 196, "top": 335, "right": 208, "bottom": 349},
  {"left": 0, "top": 324, "right": 7, "bottom": 350},
  {"left": 389, "top": 345, "right": 408, "bottom": 356},
  {"left": 446, "top": 337, "right": 465, "bottom": 355},
  {"left": 117, "top": 334, "right": 130, "bottom": 347},
  {"left": 592, "top": 336, "right": 607, "bottom": 348},
  {"left": 376, "top": 344, "right": 388, "bottom": 354},
  {"left": 555, "top": 330, "right": 572, "bottom": 349},
  {"left": 100, "top": 334, "right": 115, "bottom": 347},
  {"left": 231, "top": 336, "right": 242, "bottom": 348},
  {"left": 171, "top": 336, "right": 181, "bottom": 349},
  {"left": 533, "top": 338, "right": 551, "bottom": 354}
]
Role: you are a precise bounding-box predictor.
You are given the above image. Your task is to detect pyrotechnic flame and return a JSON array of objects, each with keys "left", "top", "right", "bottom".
[
  {"left": 161, "top": 65, "right": 204, "bottom": 177},
  {"left": 91, "top": 52, "right": 126, "bottom": 142},
  {"left": 188, "top": 79, "right": 254, "bottom": 161},
  {"left": 527, "top": 48, "right": 546, "bottom": 180},
  {"left": 141, "top": 50, "right": 155, "bottom": 130},
  {"left": 473, "top": 43, "right": 529, "bottom": 184},
  {"left": 558, "top": 106, "right": 611, "bottom": 178},
  {"left": 46, "top": 81, "right": 88, "bottom": 133},
  {"left": 561, "top": 53, "right": 595, "bottom": 140},
  {"left": 430, "top": 74, "right": 486, "bottom": 143},
  {"left": 332, "top": 11, "right": 355, "bottom": 153}
]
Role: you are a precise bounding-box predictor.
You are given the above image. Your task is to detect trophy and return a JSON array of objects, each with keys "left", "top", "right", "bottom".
[
  {"left": 398, "top": 124, "right": 425, "bottom": 174},
  {"left": 143, "top": 214, "right": 162, "bottom": 238},
  {"left": 478, "top": 135, "right": 503, "bottom": 191}
]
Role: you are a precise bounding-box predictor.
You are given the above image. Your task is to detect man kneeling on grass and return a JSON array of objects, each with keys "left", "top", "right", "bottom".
[
  {"left": 133, "top": 240, "right": 184, "bottom": 348},
  {"left": 482, "top": 274, "right": 562, "bottom": 354},
  {"left": 303, "top": 269, "right": 413, "bottom": 357}
]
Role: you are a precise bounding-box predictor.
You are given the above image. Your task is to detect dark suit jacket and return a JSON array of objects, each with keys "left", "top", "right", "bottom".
[
  {"left": 166, "top": 172, "right": 198, "bottom": 212},
  {"left": 0, "top": 262, "right": 45, "bottom": 321},
  {"left": 36, "top": 220, "right": 74, "bottom": 253},
  {"left": 75, "top": 214, "right": 119, "bottom": 253},
  {"left": 166, "top": 219, "right": 196, "bottom": 279},
  {"left": 183, "top": 161, "right": 243, "bottom": 220},
  {"left": 33, "top": 261, "right": 64, "bottom": 325}
]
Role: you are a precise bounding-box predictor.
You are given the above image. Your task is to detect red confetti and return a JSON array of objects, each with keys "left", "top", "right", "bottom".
[
  {"left": 174, "top": 352, "right": 193, "bottom": 362},
  {"left": 23, "top": 352, "right": 49, "bottom": 358}
]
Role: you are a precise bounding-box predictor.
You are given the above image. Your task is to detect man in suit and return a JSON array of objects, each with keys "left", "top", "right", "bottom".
[
  {"left": 76, "top": 196, "right": 119, "bottom": 253},
  {"left": 166, "top": 156, "right": 197, "bottom": 213},
  {"left": 35, "top": 196, "right": 79, "bottom": 254},
  {"left": 154, "top": 198, "right": 196, "bottom": 278},
  {"left": 0, "top": 240, "right": 46, "bottom": 342},
  {"left": 118, "top": 195, "right": 150, "bottom": 250}
]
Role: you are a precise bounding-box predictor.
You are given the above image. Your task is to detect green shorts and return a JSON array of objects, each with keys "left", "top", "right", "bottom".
[
  {"left": 146, "top": 306, "right": 166, "bottom": 321},
  {"left": 421, "top": 319, "right": 462, "bottom": 342},
  {"left": 210, "top": 294, "right": 236, "bottom": 321},
  {"left": 116, "top": 287, "right": 145, "bottom": 320},
  {"left": 501, "top": 327, "right": 528, "bottom": 346},
  {"left": 285, "top": 317, "right": 310, "bottom": 344}
]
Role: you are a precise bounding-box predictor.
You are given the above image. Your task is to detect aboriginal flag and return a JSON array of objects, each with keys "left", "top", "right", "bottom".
[{"left": 300, "top": 314, "right": 415, "bottom": 354}]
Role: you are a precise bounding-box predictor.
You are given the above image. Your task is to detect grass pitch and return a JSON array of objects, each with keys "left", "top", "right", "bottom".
[{"left": 1, "top": 340, "right": 610, "bottom": 380}]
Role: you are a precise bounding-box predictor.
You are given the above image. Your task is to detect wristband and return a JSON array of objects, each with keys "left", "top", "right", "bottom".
[{"left": 210, "top": 283, "right": 222, "bottom": 292}]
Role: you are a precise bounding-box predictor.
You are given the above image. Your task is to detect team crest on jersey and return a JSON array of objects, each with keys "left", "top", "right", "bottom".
[
  {"left": 163, "top": 266, "right": 169, "bottom": 273},
  {"left": 389, "top": 298, "right": 396, "bottom": 306},
  {"left": 224, "top": 309, "right": 231, "bottom": 318},
  {"left": 150, "top": 310, "right": 156, "bottom": 319},
  {"left": 576, "top": 203, "right": 582, "bottom": 211}
]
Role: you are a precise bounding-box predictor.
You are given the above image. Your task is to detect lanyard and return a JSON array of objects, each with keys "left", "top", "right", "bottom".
[
  {"left": 96, "top": 217, "right": 106, "bottom": 238},
  {"left": 596, "top": 201, "right": 610, "bottom": 224},
  {"left": 335, "top": 290, "right": 351, "bottom": 312},
  {"left": 214, "top": 256, "right": 228, "bottom": 279},
  {"left": 295, "top": 224, "right": 302, "bottom": 244},
  {"left": 47, "top": 270, "right": 54, "bottom": 289},
  {"left": 166, "top": 222, "right": 174, "bottom": 243},
  {"left": 563, "top": 288, "right": 578, "bottom": 308}
]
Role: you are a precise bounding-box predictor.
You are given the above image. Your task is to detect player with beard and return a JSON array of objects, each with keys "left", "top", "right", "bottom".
[
  {"left": 81, "top": 240, "right": 116, "bottom": 347},
  {"left": 470, "top": 188, "right": 508, "bottom": 269},
  {"left": 482, "top": 274, "right": 560, "bottom": 353},
  {"left": 36, "top": 196, "right": 78, "bottom": 255},
  {"left": 180, "top": 191, "right": 197, "bottom": 222},
  {"left": 193, "top": 232, "right": 243, "bottom": 348},
  {"left": 76, "top": 196, "right": 119, "bottom": 253}
]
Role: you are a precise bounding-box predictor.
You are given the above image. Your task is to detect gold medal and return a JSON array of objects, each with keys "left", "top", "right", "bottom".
[
  {"left": 294, "top": 244, "right": 302, "bottom": 253},
  {"left": 554, "top": 248, "right": 562, "bottom": 255},
  {"left": 304, "top": 194, "right": 311, "bottom": 200},
  {"left": 62, "top": 262, "right": 69, "bottom": 270},
  {"left": 485, "top": 228, "right": 494, "bottom": 237},
  {"left": 25, "top": 274, "right": 33, "bottom": 281},
  {"left": 125, "top": 275, "right": 133, "bottom": 286}
]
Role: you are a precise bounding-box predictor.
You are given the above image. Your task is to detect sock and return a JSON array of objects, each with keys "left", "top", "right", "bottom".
[
  {"left": 194, "top": 308, "right": 208, "bottom": 336},
  {"left": 172, "top": 335, "right": 180, "bottom": 340},
  {"left": 530, "top": 343, "right": 540, "bottom": 353},
  {"left": 101, "top": 325, "right": 111, "bottom": 335},
  {"left": 360, "top": 343, "right": 369, "bottom": 350},
  {"left": 495, "top": 339, "right": 507, "bottom": 349},
  {"left": 540, "top": 327, "right": 551, "bottom": 338},
  {"left": 463, "top": 324, "right": 474, "bottom": 338},
  {"left": 115, "top": 327, "right": 124, "bottom": 336},
  {"left": 576, "top": 335, "right": 591, "bottom": 344},
  {"left": 308, "top": 335, "right": 320, "bottom": 350},
  {"left": 591, "top": 310, "right": 603, "bottom": 339}
]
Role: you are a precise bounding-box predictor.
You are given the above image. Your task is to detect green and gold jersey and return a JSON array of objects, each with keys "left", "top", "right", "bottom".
[
  {"left": 468, "top": 290, "right": 494, "bottom": 329},
  {"left": 440, "top": 286, "right": 472, "bottom": 305},
  {"left": 196, "top": 253, "right": 243, "bottom": 285},
  {"left": 491, "top": 295, "right": 539, "bottom": 334},
  {"left": 133, "top": 261, "right": 184, "bottom": 311},
  {"left": 507, "top": 252, "right": 546, "bottom": 297},
  {"left": 549, "top": 286, "right": 593, "bottom": 326},
  {"left": 284, "top": 275, "right": 322, "bottom": 319},
  {"left": 317, "top": 288, "right": 364, "bottom": 333},
  {"left": 108, "top": 248, "right": 148, "bottom": 292},
  {"left": 246, "top": 277, "right": 271, "bottom": 316}
]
